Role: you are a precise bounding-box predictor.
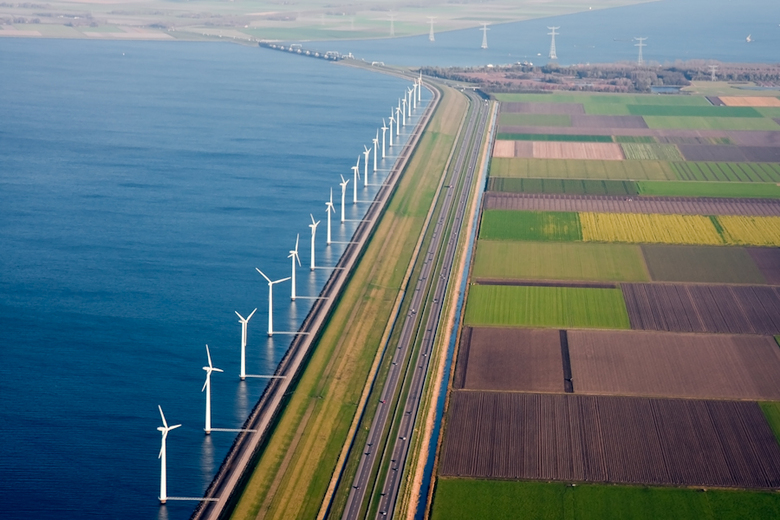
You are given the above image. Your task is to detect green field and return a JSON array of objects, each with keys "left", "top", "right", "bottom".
[
  {"left": 644, "top": 116, "right": 780, "bottom": 130},
  {"left": 490, "top": 158, "right": 676, "bottom": 180},
  {"left": 431, "top": 479, "right": 780, "bottom": 520},
  {"left": 637, "top": 180, "right": 780, "bottom": 198},
  {"left": 488, "top": 177, "right": 639, "bottom": 195},
  {"left": 641, "top": 244, "right": 766, "bottom": 284},
  {"left": 672, "top": 162, "right": 780, "bottom": 182},
  {"left": 497, "top": 113, "right": 571, "bottom": 127},
  {"left": 627, "top": 105, "right": 764, "bottom": 118},
  {"left": 464, "top": 285, "right": 630, "bottom": 328},
  {"left": 621, "top": 143, "right": 684, "bottom": 161},
  {"left": 614, "top": 135, "right": 656, "bottom": 143},
  {"left": 494, "top": 132, "right": 613, "bottom": 142},
  {"left": 479, "top": 210, "right": 581, "bottom": 241},
  {"left": 759, "top": 402, "right": 780, "bottom": 445},
  {"left": 473, "top": 241, "right": 649, "bottom": 282}
]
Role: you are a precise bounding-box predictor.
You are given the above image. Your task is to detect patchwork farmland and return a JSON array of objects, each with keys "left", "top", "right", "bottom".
[{"left": 429, "top": 89, "right": 780, "bottom": 518}]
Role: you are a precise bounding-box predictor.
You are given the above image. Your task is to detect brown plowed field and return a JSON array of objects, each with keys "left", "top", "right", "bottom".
[
  {"left": 741, "top": 146, "right": 780, "bottom": 162},
  {"left": 482, "top": 192, "right": 780, "bottom": 216},
  {"left": 493, "top": 140, "right": 515, "bottom": 158},
  {"left": 678, "top": 144, "right": 748, "bottom": 162},
  {"left": 532, "top": 142, "right": 624, "bottom": 160},
  {"left": 568, "top": 330, "right": 780, "bottom": 400},
  {"left": 748, "top": 248, "right": 780, "bottom": 284},
  {"left": 439, "top": 391, "right": 780, "bottom": 488},
  {"left": 571, "top": 115, "right": 649, "bottom": 129},
  {"left": 457, "top": 327, "right": 564, "bottom": 392},
  {"left": 622, "top": 283, "right": 780, "bottom": 335},
  {"left": 728, "top": 131, "right": 780, "bottom": 147},
  {"left": 720, "top": 97, "right": 780, "bottom": 107},
  {"left": 502, "top": 102, "right": 585, "bottom": 114}
]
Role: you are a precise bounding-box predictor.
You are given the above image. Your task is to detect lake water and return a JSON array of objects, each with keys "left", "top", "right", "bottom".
[
  {"left": 316, "top": 0, "right": 780, "bottom": 67},
  {"left": 0, "top": 39, "right": 425, "bottom": 520}
]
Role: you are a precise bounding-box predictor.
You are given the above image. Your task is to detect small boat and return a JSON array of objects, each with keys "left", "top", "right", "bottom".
[{"left": 746, "top": 34, "right": 752, "bottom": 43}]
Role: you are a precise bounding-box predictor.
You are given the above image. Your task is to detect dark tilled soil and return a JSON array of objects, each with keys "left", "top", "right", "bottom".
[
  {"left": 748, "top": 248, "right": 780, "bottom": 284},
  {"left": 502, "top": 102, "right": 585, "bottom": 115},
  {"left": 728, "top": 131, "right": 780, "bottom": 147},
  {"left": 678, "top": 144, "right": 747, "bottom": 162},
  {"left": 740, "top": 146, "right": 780, "bottom": 162}
]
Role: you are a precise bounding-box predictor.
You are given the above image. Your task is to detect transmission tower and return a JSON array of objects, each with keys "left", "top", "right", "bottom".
[
  {"left": 389, "top": 14, "right": 395, "bottom": 37},
  {"left": 548, "top": 26, "right": 559, "bottom": 60},
  {"left": 480, "top": 23, "right": 490, "bottom": 49},
  {"left": 634, "top": 37, "right": 647, "bottom": 66},
  {"left": 708, "top": 64, "right": 719, "bottom": 81},
  {"left": 428, "top": 17, "right": 436, "bottom": 42}
]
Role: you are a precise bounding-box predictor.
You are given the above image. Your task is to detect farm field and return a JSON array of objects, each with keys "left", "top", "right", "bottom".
[
  {"left": 497, "top": 113, "right": 571, "bottom": 127},
  {"left": 641, "top": 244, "right": 767, "bottom": 284},
  {"left": 580, "top": 212, "right": 724, "bottom": 245},
  {"left": 621, "top": 143, "right": 684, "bottom": 161},
  {"left": 636, "top": 181, "right": 780, "bottom": 198},
  {"left": 644, "top": 116, "right": 780, "bottom": 131},
  {"left": 431, "top": 479, "right": 780, "bottom": 520},
  {"left": 494, "top": 133, "right": 613, "bottom": 142},
  {"left": 671, "top": 161, "right": 780, "bottom": 182},
  {"left": 464, "top": 285, "right": 630, "bottom": 329},
  {"left": 719, "top": 215, "right": 780, "bottom": 246},
  {"left": 439, "top": 392, "right": 780, "bottom": 488},
  {"left": 484, "top": 192, "right": 780, "bottom": 216},
  {"left": 487, "top": 177, "right": 639, "bottom": 195},
  {"left": 479, "top": 210, "right": 581, "bottom": 241},
  {"left": 490, "top": 158, "right": 676, "bottom": 180},
  {"left": 622, "top": 283, "right": 780, "bottom": 335},
  {"left": 454, "top": 327, "right": 564, "bottom": 392},
  {"left": 472, "top": 240, "right": 648, "bottom": 282},
  {"left": 748, "top": 248, "right": 780, "bottom": 284},
  {"left": 568, "top": 330, "right": 780, "bottom": 400}
]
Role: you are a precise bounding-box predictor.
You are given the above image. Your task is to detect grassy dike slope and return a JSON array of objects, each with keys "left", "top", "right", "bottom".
[{"left": 230, "top": 85, "right": 467, "bottom": 520}]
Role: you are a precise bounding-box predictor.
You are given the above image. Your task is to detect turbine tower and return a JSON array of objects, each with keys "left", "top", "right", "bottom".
[
  {"left": 381, "top": 119, "right": 388, "bottom": 158},
  {"left": 418, "top": 72, "right": 422, "bottom": 102},
  {"left": 634, "top": 37, "right": 647, "bottom": 66},
  {"left": 372, "top": 131, "right": 379, "bottom": 171},
  {"left": 309, "top": 214, "right": 320, "bottom": 270},
  {"left": 481, "top": 23, "right": 490, "bottom": 49},
  {"left": 288, "top": 234, "right": 301, "bottom": 299},
  {"left": 202, "top": 344, "right": 223, "bottom": 435},
  {"left": 326, "top": 189, "right": 335, "bottom": 243},
  {"left": 411, "top": 83, "right": 417, "bottom": 110},
  {"left": 388, "top": 114, "right": 395, "bottom": 147},
  {"left": 362, "top": 145, "right": 370, "bottom": 187},
  {"left": 351, "top": 156, "right": 360, "bottom": 203},
  {"left": 428, "top": 17, "right": 435, "bottom": 42},
  {"left": 708, "top": 64, "right": 718, "bottom": 81},
  {"left": 340, "top": 175, "right": 349, "bottom": 222},
  {"left": 235, "top": 308, "right": 257, "bottom": 380},
  {"left": 548, "top": 26, "right": 559, "bottom": 60},
  {"left": 255, "top": 268, "right": 290, "bottom": 336},
  {"left": 389, "top": 13, "right": 395, "bottom": 37},
  {"left": 395, "top": 105, "right": 401, "bottom": 135},
  {"left": 402, "top": 98, "right": 407, "bottom": 125},
  {"left": 157, "top": 405, "right": 181, "bottom": 504},
  {"left": 407, "top": 87, "right": 413, "bottom": 116}
]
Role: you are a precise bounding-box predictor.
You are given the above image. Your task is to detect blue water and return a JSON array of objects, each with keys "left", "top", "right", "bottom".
[
  {"left": 315, "top": 0, "right": 779, "bottom": 67},
  {"left": 0, "top": 39, "right": 426, "bottom": 520}
]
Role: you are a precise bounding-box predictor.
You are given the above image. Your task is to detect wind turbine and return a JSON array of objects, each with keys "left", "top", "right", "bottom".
[
  {"left": 288, "top": 234, "right": 301, "bottom": 299},
  {"left": 340, "top": 175, "right": 349, "bottom": 222},
  {"left": 256, "top": 268, "right": 290, "bottom": 336},
  {"left": 388, "top": 114, "right": 395, "bottom": 147},
  {"left": 236, "top": 308, "right": 257, "bottom": 380},
  {"left": 402, "top": 97, "right": 407, "bottom": 126},
  {"left": 407, "top": 87, "right": 413, "bottom": 116},
  {"left": 417, "top": 72, "right": 422, "bottom": 102},
  {"left": 326, "top": 188, "right": 335, "bottom": 244},
  {"left": 362, "top": 145, "right": 370, "bottom": 187},
  {"left": 309, "top": 214, "right": 320, "bottom": 270},
  {"left": 381, "top": 120, "right": 388, "bottom": 158},
  {"left": 411, "top": 83, "right": 417, "bottom": 110},
  {"left": 395, "top": 106, "right": 401, "bottom": 136},
  {"left": 157, "top": 405, "right": 181, "bottom": 504},
  {"left": 372, "top": 131, "right": 379, "bottom": 171},
  {"left": 352, "top": 156, "right": 360, "bottom": 203},
  {"left": 202, "top": 344, "right": 223, "bottom": 435}
]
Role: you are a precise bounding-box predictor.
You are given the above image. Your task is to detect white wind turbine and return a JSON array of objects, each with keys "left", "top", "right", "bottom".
[
  {"left": 340, "top": 175, "right": 349, "bottom": 223},
  {"left": 395, "top": 105, "right": 401, "bottom": 135},
  {"left": 202, "top": 344, "right": 223, "bottom": 435},
  {"left": 402, "top": 97, "right": 407, "bottom": 125},
  {"left": 352, "top": 156, "right": 360, "bottom": 203},
  {"left": 418, "top": 72, "right": 422, "bottom": 102},
  {"left": 388, "top": 114, "right": 395, "bottom": 147},
  {"left": 362, "top": 145, "right": 370, "bottom": 187},
  {"left": 157, "top": 405, "right": 181, "bottom": 504},
  {"left": 288, "top": 234, "right": 301, "bottom": 300},
  {"left": 411, "top": 84, "right": 417, "bottom": 110},
  {"left": 236, "top": 308, "right": 257, "bottom": 380},
  {"left": 309, "top": 214, "right": 320, "bottom": 270},
  {"left": 381, "top": 120, "right": 388, "bottom": 158},
  {"left": 326, "top": 188, "right": 335, "bottom": 244},
  {"left": 256, "top": 268, "right": 290, "bottom": 336},
  {"left": 372, "top": 131, "right": 379, "bottom": 171},
  {"left": 407, "top": 87, "right": 413, "bottom": 116}
]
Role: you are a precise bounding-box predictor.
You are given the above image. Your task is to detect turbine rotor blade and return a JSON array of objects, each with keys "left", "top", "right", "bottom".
[
  {"left": 158, "top": 405, "right": 168, "bottom": 428},
  {"left": 295, "top": 233, "right": 299, "bottom": 251},
  {"left": 205, "top": 344, "right": 213, "bottom": 368},
  {"left": 202, "top": 378, "right": 208, "bottom": 392},
  {"left": 247, "top": 308, "right": 257, "bottom": 320},
  {"left": 255, "top": 268, "right": 271, "bottom": 283},
  {"left": 235, "top": 310, "right": 245, "bottom": 321}
]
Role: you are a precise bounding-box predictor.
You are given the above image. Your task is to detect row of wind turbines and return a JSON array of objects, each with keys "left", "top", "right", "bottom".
[{"left": 155, "top": 73, "right": 425, "bottom": 505}]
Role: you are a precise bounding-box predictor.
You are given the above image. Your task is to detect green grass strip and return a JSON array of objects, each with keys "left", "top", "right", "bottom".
[
  {"left": 432, "top": 478, "right": 780, "bottom": 520},
  {"left": 614, "top": 135, "right": 656, "bottom": 143},
  {"left": 644, "top": 116, "right": 780, "bottom": 130},
  {"left": 759, "top": 402, "right": 780, "bottom": 447},
  {"left": 473, "top": 241, "right": 649, "bottom": 282},
  {"left": 464, "top": 285, "right": 630, "bottom": 329},
  {"left": 628, "top": 105, "right": 763, "bottom": 117},
  {"left": 480, "top": 210, "right": 582, "bottom": 241},
  {"left": 495, "top": 133, "right": 613, "bottom": 142}
]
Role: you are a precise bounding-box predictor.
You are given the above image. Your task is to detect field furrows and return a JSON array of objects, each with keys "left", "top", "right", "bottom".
[
  {"left": 502, "top": 102, "right": 585, "bottom": 114},
  {"left": 533, "top": 142, "right": 625, "bottom": 160},
  {"left": 748, "top": 248, "right": 780, "bottom": 284},
  {"left": 568, "top": 330, "right": 780, "bottom": 400},
  {"left": 570, "top": 115, "right": 648, "bottom": 128},
  {"left": 459, "top": 327, "right": 564, "bottom": 392},
  {"left": 483, "top": 192, "right": 780, "bottom": 216},
  {"left": 622, "top": 283, "right": 780, "bottom": 335},
  {"left": 439, "top": 392, "right": 780, "bottom": 489}
]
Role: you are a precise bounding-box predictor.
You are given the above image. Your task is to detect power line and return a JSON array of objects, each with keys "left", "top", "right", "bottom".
[{"left": 548, "top": 26, "right": 559, "bottom": 60}]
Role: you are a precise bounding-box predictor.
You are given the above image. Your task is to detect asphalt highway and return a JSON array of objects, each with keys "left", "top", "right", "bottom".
[{"left": 341, "top": 90, "right": 490, "bottom": 520}]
